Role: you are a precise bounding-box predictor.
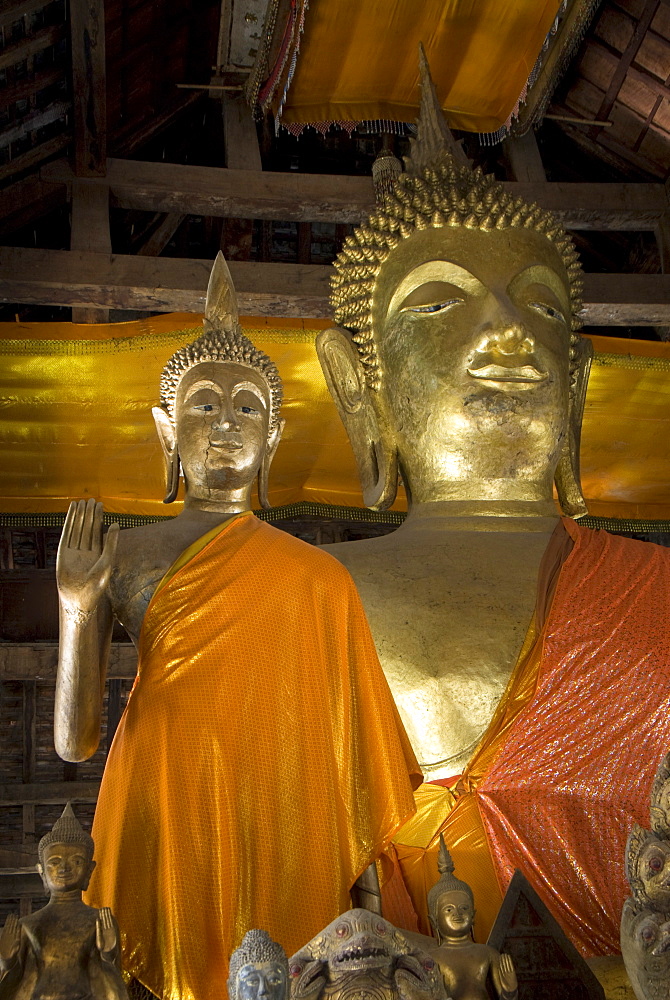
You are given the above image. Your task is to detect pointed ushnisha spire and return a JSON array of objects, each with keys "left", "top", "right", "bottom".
[
  {"left": 159, "top": 251, "right": 283, "bottom": 428},
  {"left": 204, "top": 251, "right": 239, "bottom": 336},
  {"left": 427, "top": 833, "right": 474, "bottom": 922},
  {"left": 38, "top": 801, "right": 95, "bottom": 863},
  {"left": 405, "top": 43, "right": 471, "bottom": 176}
]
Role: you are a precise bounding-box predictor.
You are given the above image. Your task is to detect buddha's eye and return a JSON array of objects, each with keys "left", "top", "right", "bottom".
[
  {"left": 193, "top": 403, "right": 217, "bottom": 413},
  {"left": 529, "top": 301, "right": 565, "bottom": 323},
  {"left": 403, "top": 299, "right": 462, "bottom": 315},
  {"left": 237, "top": 405, "right": 259, "bottom": 415}
]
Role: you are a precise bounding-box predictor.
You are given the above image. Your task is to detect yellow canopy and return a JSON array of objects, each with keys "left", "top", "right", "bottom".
[
  {"left": 0, "top": 314, "right": 669, "bottom": 520},
  {"left": 280, "top": 0, "right": 562, "bottom": 132}
]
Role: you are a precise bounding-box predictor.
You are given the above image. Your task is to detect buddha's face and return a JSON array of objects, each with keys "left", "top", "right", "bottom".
[
  {"left": 174, "top": 361, "right": 272, "bottom": 493},
  {"left": 638, "top": 838, "right": 670, "bottom": 910},
  {"left": 236, "top": 962, "right": 286, "bottom": 1000},
  {"left": 40, "top": 842, "right": 94, "bottom": 893},
  {"left": 435, "top": 889, "right": 474, "bottom": 939},
  {"left": 371, "top": 226, "right": 572, "bottom": 502}
]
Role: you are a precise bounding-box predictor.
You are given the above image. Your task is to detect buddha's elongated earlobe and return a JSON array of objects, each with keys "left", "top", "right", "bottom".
[
  {"left": 152, "top": 406, "right": 180, "bottom": 505},
  {"left": 257, "top": 418, "right": 285, "bottom": 510},
  {"left": 317, "top": 327, "right": 398, "bottom": 511},
  {"left": 554, "top": 336, "right": 592, "bottom": 518}
]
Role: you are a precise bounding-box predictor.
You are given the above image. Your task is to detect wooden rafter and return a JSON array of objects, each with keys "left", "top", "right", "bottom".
[
  {"left": 40, "top": 158, "right": 669, "bottom": 229},
  {"left": 0, "top": 247, "right": 668, "bottom": 325},
  {"left": 69, "top": 0, "right": 107, "bottom": 176}
]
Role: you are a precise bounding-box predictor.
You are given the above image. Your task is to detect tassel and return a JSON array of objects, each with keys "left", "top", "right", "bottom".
[{"left": 372, "top": 134, "right": 403, "bottom": 206}]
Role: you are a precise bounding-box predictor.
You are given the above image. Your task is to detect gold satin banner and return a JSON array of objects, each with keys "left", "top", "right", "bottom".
[
  {"left": 281, "top": 0, "right": 561, "bottom": 132},
  {"left": 1, "top": 314, "right": 669, "bottom": 518}
]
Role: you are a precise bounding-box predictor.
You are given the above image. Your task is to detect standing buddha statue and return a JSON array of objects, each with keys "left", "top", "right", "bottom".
[
  {"left": 317, "top": 46, "right": 670, "bottom": 954},
  {"left": 53, "top": 254, "right": 420, "bottom": 1000}
]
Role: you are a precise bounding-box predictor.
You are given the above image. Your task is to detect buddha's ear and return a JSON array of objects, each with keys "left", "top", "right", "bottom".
[
  {"left": 82, "top": 858, "right": 96, "bottom": 892},
  {"left": 554, "top": 335, "right": 592, "bottom": 518},
  {"left": 258, "top": 417, "right": 285, "bottom": 510},
  {"left": 316, "top": 326, "right": 398, "bottom": 510},
  {"left": 152, "top": 406, "right": 180, "bottom": 504}
]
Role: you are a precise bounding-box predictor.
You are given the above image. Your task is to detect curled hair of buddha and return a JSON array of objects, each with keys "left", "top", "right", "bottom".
[
  {"left": 160, "top": 253, "right": 283, "bottom": 430},
  {"left": 38, "top": 802, "right": 94, "bottom": 865},
  {"left": 331, "top": 46, "right": 583, "bottom": 393},
  {"left": 228, "top": 930, "right": 288, "bottom": 998},
  {"left": 427, "top": 834, "right": 474, "bottom": 924}
]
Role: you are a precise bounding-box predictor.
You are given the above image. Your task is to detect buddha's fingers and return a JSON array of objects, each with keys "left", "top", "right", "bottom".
[
  {"left": 100, "top": 907, "right": 113, "bottom": 928},
  {"left": 62, "top": 501, "right": 77, "bottom": 548},
  {"left": 81, "top": 498, "right": 99, "bottom": 551}
]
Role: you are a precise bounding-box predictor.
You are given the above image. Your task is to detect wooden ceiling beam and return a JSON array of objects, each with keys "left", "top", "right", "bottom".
[
  {"left": 41, "top": 157, "right": 668, "bottom": 230},
  {"left": 0, "top": 248, "right": 668, "bottom": 325}
]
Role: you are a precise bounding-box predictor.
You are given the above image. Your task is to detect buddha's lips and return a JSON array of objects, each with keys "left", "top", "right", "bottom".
[{"left": 467, "top": 363, "right": 548, "bottom": 383}]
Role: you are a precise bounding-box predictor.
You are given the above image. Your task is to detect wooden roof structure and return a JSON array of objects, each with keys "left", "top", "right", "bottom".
[{"left": 0, "top": 0, "right": 665, "bottom": 331}]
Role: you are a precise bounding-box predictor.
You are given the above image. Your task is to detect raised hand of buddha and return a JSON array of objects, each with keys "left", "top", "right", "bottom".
[
  {"left": 57, "top": 499, "right": 119, "bottom": 615},
  {"left": 497, "top": 953, "right": 518, "bottom": 999},
  {"left": 0, "top": 913, "right": 21, "bottom": 970},
  {"left": 96, "top": 907, "right": 120, "bottom": 965}
]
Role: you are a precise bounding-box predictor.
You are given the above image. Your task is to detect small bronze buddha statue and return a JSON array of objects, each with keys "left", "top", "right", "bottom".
[
  {"left": 426, "top": 837, "right": 517, "bottom": 1000},
  {"left": 0, "top": 803, "right": 127, "bottom": 1000},
  {"left": 228, "top": 931, "right": 289, "bottom": 1000}
]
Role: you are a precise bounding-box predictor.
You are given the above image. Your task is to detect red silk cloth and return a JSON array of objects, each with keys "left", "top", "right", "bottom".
[
  {"left": 478, "top": 520, "right": 670, "bottom": 954},
  {"left": 387, "top": 521, "right": 670, "bottom": 956}
]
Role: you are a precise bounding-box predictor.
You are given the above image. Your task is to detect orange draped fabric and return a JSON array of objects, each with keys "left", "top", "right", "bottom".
[
  {"left": 87, "top": 513, "right": 420, "bottom": 1000},
  {"left": 385, "top": 521, "right": 670, "bottom": 957}
]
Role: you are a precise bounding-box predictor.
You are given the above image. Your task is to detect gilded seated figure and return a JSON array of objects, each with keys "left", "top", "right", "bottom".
[
  {"left": 317, "top": 49, "right": 670, "bottom": 953},
  {"left": 54, "top": 254, "right": 419, "bottom": 1000},
  {"left": 425, "top": 837, "right": 516, "bottom": 1000},
  {"left": 0, "top": 803, "right": 127, "bottom": 1000}
]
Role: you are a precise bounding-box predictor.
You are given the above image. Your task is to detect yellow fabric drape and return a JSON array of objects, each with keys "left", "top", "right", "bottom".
[
  {"left": 280, "top": 0, "right": 562, "bottom": 132},
  {"left": 88, "top": 512, "right": 420, "bottom": 1000},
  {"left": 1, "top": 316, "right": 670, "bottom": 519}
]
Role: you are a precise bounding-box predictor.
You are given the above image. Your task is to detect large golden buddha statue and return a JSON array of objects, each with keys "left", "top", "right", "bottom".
[
  {"left": 54, "top": 255, "right": 419, "bottom": 1000},
  {"left": 317, "top": 50, "right": 670, "bottom": 957}
]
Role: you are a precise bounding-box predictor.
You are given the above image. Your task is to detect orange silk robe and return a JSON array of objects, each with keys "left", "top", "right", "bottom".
[
  {"left": 88, "top": 513, "right": 420, "bottom": 1000},
  {"left": 386, "top": 520, "right": 670, "bottom": 957}
]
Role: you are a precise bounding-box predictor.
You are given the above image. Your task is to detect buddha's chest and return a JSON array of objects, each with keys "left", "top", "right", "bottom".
[{"left": 327, "top": 529, "right": 552, "bottom": 775}]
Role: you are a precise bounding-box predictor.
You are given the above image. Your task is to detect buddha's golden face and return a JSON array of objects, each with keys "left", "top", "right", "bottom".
[
  {"left": 40, "top": 842, "right": 94, "bottom": 893},
  {"left": 435, "top": 890, "right": 474, "bottom": 939},
  {"left": 371, "top": 226, "right": 572, "bottom": 502},
  {"left": 175, "top": 361, "right": 271, "bottom": 493}
]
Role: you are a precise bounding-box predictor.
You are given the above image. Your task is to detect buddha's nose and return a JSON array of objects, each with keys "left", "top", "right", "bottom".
[
  {"left": 214, "top": 415, "right": 240, "bottom": 433},
  {"left": 482, "top": 324, "right": 534, "bottom": 356}
]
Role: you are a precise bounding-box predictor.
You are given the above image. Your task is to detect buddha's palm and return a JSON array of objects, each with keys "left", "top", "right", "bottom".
[
  {"left": 0, "top": 913, "right": 20, "bottom": 965},
  {"left": 96, "top": 908, "right": 119, "bottom": 962},
  {"left": 57, "top": 499, "right": 119, "bottom": 613},
  {"left": 498, "top": 953, "right": 517, "bottom": 996}
]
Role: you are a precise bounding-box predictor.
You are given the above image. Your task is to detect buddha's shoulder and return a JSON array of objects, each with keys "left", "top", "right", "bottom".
[{"left": 257, "top": 519, "right": 359, "bottom": 580}]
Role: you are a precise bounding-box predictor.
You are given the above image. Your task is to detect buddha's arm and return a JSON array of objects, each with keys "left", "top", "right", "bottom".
[{"left": 55, "top": 500, "right": 119, "bottom": 762}]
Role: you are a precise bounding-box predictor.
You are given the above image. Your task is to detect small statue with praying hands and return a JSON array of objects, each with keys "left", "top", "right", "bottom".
[{"left": 0, "top": 802, "right": 128, "bottom": 1000}]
